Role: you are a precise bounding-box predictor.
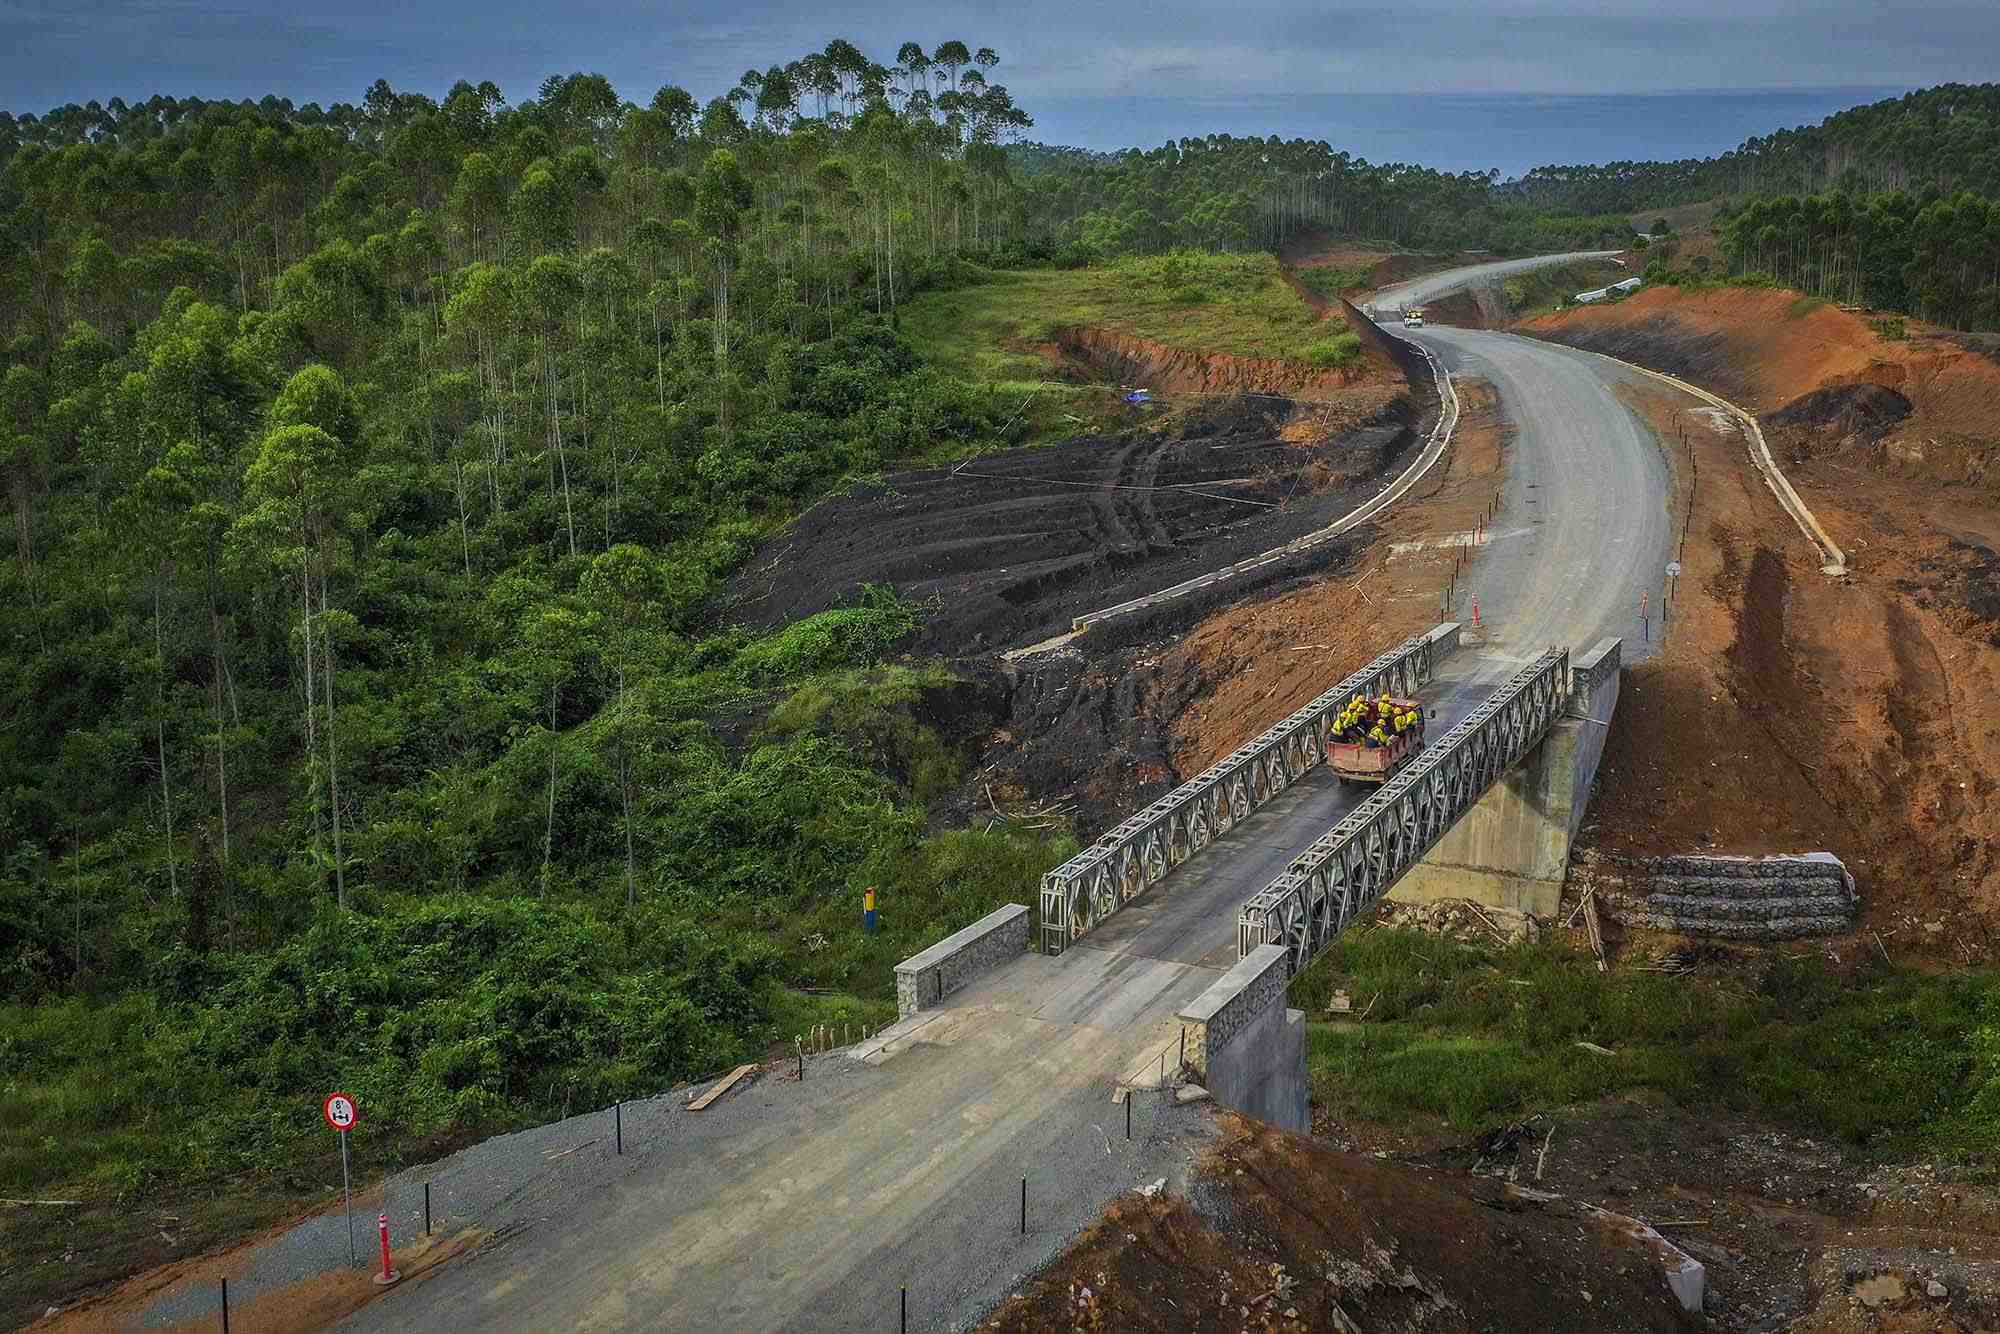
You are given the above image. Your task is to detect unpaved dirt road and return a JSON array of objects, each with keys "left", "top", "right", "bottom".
[{"left": 313, "top": 261, "right": 1680, "bottom": 1334}]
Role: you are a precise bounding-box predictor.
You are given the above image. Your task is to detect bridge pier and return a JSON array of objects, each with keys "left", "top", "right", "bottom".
[{"left": 1391, "top": 638, "right": 1623, "bottom": 917}]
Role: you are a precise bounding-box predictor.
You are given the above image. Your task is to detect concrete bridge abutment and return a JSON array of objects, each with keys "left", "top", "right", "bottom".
[
  {"left": 1390, "top": 637, "right": 1623, "bottom": 917},
  {"left": 1177, "top": 944, "right": 1308, "bottom": 1133}
]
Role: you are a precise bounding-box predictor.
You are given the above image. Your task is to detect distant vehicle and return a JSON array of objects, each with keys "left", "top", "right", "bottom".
[
  {"left": 1327, "top": 696, "right": 1427, "bottom": 786},
  {"left": 1403, "top": 307, "right": 1425, "bottom": 328}
]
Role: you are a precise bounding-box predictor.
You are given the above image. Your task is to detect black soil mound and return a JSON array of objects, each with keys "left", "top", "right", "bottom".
[
  {"left": 1764, "top": 382, "right": 1912, "bottom": 443},
  {"left": 720, "top": 396, "right": 1422, "bottom": 655}
]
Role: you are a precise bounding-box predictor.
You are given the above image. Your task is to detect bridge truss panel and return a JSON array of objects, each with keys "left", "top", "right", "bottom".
[
  {"left": 1037, "top": 624, "right": 1460, "bottom": 955},
  {"left": 1237, "top": 647, "right": 1570, "bottom": 973}
]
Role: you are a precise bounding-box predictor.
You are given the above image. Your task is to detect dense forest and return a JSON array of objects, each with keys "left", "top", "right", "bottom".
[
  {"left": 5, "top": 41, "right": 2000, "bottom": 1292},
  {"left": 1004, "top": 137, "right": 1640, "bottom": 255},
  {"left": 1707, "top": 189, "right": 2000, "bottom": 329},
  {"left": 1507, "top": 83, "right": 2000, "bottom": 214},
  {"left": 0, "top": 42, "right": 1077, "bottom": 1222}
]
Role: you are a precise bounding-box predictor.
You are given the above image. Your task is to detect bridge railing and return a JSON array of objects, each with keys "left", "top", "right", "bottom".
[
  {"left": 1237, "top": 646, "right": 1570, "bottom": 973},
  {"left": 1038, "top": 622, "right": 1461, "bottom": 955}
]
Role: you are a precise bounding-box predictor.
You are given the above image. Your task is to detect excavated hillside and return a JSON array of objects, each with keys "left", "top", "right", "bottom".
[
  {"left": 1524, "top": 287, "right": 2000, "bottom": 953},
  {"left": 717, "top": 312, "right": 1445, "bottom": 836}
]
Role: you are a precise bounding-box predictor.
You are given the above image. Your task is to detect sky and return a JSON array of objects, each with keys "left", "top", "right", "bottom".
[{"left": 5, "top": 0, "right": 1994, "bottom": 171}]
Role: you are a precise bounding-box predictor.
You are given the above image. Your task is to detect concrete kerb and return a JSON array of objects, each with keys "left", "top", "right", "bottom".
[
  {"left": 1567, "top": 637, "right": 1622, "bottom": 710},
  {"left": 1539, "top": 334, "right": 1847, "bottom": 576}
]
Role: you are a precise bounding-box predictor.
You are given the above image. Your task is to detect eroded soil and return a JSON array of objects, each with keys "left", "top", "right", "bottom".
[
  {"left": 1000, "top": 1100, "right": 2000, "bottom": 1334},
  {"left": 981, "top": 1110, "right": 1699, "bottom": 1333},
  {"left": 1526, "top": 292, "right": 2000, "bottom": 953}
]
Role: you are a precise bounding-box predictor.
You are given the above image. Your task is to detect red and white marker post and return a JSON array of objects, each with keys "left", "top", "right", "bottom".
[
  {"left": 323, "top": 1093, "right": 360, "bottom": 1263},
  {"left": 374, "top": 1212, "right": 401, "bottom": 1285}
]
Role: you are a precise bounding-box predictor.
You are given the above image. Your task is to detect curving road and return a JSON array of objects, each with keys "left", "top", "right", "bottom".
[
  {"left": 1409, "top": 322, "right": 1673, "bottom": 668},
  {"left": 279, "top": 257, "right": 1679, "bottom": 1334},
  {"left": 1367, "top": 248, "right": 1623, "bottom": 316}
]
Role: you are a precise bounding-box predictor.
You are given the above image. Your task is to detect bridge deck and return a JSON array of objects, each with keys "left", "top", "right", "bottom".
[{"left": 1069, "top": 654, "right": 1520, "bottom": 971}]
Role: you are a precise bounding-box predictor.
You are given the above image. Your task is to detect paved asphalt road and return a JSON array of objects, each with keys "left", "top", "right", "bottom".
[
  {"left": 304, "top": 265, "right": 1676, "bottom": 1334},
  {"left": 1367, "top": 248, "right": 1624, "bottom": 316}
]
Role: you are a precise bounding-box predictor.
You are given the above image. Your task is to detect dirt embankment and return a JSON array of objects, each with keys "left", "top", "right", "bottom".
[
  {"left": 1521, "top": 286, "right": 2000, "bottom": 487},
  {"left": 1525, "top": 287, "right": 2000, "bottom": 953},
  {"left": 1001, "top": 1099, "right": 2000, "bottom": 1333},
  {"left": 721, "top": 394, "right": 1420, "bottom": 660},
  {"left": 1419, "top": 258, "right": 1634, "bottom": 329},
  {"left": 1278, "top": 232, "right": 1464, "bottom": 290},
  {"left": 1158, "top": 378, "right": 1509, "bottom": 776},
  {"left": 959, "top": 378, "right": 1501, "bottom": 838},
  {"left": 1050, "top": 324, "right": 1392, "bottom": 401},
  {"left": 980, "top": 1111, "right": 1698, "bottom": 1333}
]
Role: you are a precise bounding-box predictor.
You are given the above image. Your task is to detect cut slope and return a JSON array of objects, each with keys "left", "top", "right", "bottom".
[
  {"left": 720, "top": 396, "right": 1422, "bottom": 656},
  {"left": 1521, "top": 286, "right": 2000, "bottom": 481},
  {"left": 1568, "top": 370, "right": 2000, "bottom": 954}
]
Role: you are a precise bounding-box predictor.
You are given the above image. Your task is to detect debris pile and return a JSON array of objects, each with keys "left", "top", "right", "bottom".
[{"left": 1375, "top": 896, "right": 1541, "bottom": 945}]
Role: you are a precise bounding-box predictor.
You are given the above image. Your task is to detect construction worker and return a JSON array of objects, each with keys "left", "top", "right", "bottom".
[{"left": 1368, "top": 722, "right": 1390, "bottom": 748}]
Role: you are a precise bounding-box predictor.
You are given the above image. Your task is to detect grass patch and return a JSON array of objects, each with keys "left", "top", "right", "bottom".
[
  {"left": 1295, "top": 264, "right": 1374, "bottom": 299},
  {"left": 900, "top": 251, "right": 1321, "bottom": 380},
  {"left": 1788, "top": 295, "right": 1828, "bottom": 319},
  {"left": 898, "top": 252, "right": 1324, "bottom": 445},
  {"left": 1870, "top": 315, "right": 1909, "bottom": 341},
  {"left": 1508, "top": 260, "right": 1629, "bottom": 318},
  {"left": 1299, "top": 929, "right": 2000, "bottom": 1161},
  {"left": 1303, "top": 332, "right": 1364, "bottom": 368}
]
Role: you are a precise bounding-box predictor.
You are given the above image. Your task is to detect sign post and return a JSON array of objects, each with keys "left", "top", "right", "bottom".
[{"left": 323, "top": 1093, "right": 360, "bottom": 1263}]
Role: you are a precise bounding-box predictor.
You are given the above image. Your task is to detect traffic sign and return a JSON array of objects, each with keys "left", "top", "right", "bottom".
[
  {"left": 1666, "top": 561, "right": 1682, "bottom": 577},
  {"left": 323, "top": 1092, "right": 360, "bottom": 1132}
]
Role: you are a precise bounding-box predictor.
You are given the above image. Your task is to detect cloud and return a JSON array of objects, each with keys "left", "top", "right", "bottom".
[{"left": 1, "top": 0, "right": 1991, "bottom": 122}]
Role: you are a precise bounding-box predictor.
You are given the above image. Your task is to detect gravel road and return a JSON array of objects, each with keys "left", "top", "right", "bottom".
[{"left": 134, "top": 256, "right": 1683, "bottom": 1334}]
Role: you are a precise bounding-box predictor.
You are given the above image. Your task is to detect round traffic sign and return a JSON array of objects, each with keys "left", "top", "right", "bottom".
[
  {"left": 323, "top": 1092, "right": 360, "bottom": 1132},
  {"left": 1666, "top": 561, "right": 1683, "bottom": 577}
]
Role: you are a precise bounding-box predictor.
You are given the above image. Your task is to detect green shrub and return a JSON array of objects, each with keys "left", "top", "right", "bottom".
[
  {"left": 1296, "top": 265, "right": 1373, "bottom": 299},
  {"left": 729, "top": 585, "right": 920, "bottom": 684},
  {"left": 759, "top": 664, "right": 966, "bottom": 803},
  {"left": 1870, "top": 315, "right": 1909, "bottom": 341},
  {"left": 1787, "top": 295, "right": 1827, "bottom": 319},
  {"left": 1303, "top": 332, "right": 1364, "bottom": 368}
]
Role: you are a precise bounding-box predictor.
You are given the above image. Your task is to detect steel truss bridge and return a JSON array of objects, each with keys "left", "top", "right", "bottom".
[
  {"left": 1038, "top": 624, "right": 1461, "bottom": 955},
  {"left": 1237, "top": 646, "right": 1570, "bottom": 973}
]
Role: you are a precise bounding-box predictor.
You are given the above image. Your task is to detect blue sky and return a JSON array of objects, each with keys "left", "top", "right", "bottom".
[{"left": 4, "top": 0, "right": 1992, "bottom": 167}]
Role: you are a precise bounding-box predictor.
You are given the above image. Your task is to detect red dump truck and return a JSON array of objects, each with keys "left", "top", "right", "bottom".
[{"left": 1328, "top": 696, "right": 1427, "bottom": 785}]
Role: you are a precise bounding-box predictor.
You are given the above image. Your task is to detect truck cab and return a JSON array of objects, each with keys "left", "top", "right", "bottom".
[{"left": 1402, "top": 307, "right": 1425, "bottom": 328}]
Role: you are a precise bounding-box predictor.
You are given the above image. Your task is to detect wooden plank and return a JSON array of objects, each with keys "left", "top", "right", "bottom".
[{"left": 688, "top": 1063, "right": 758, "bottom": 1111}]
